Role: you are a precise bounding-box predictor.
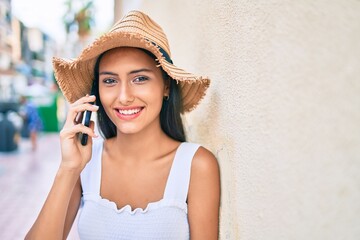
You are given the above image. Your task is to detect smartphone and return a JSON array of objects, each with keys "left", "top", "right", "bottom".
[
  {"left": 81, "top": 84, "right": 96, "bottom": 146},
  {"left": 81, "top": 110, "right": 93, "bottom": 146}
]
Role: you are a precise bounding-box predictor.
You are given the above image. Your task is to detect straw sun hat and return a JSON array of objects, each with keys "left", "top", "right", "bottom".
[{"left": 53, "top": 10, "right": 210, "bottom": 113}]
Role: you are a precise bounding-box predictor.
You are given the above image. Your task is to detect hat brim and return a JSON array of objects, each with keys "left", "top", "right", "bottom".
[{"left": 53, "top": 32, "right": 210, "bottom": 113}]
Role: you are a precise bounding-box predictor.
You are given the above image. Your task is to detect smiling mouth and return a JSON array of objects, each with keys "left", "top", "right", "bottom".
[{"left": 117, "top": 107, "right": 143, "bottom": 115}]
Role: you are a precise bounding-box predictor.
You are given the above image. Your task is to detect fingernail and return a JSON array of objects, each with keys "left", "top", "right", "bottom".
[{"left": 93, "top": 105, "right": 99, "bottom": 109}]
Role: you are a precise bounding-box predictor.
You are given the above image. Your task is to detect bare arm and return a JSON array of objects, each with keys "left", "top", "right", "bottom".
[
  {"left": 25, "top": 95, "right": 98, "bottom": 239},
  {"left": 63, "top": 178, "right": 82, "bottom": 239},
  {"left": 188, "top": 147, "right": 221, "bottom": 239}
]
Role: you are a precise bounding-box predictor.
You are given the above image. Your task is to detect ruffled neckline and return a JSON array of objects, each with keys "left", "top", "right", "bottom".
[
  {"left": 99, "top": 197, "right": 165, "bottom": 214},
  {"left": 82, "top": 193, "right": 187, "bottom": 215}
]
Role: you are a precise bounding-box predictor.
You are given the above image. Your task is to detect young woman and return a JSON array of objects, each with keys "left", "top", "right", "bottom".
[{"left": 25, "top": 11, "right": 220, "bottom": 240}]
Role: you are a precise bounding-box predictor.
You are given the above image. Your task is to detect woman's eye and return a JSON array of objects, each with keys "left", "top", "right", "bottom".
[
  {"left": 103, "top": 78, "right": 117, "bottom": 84},
  {"left": 133, "top": 76, "right": 149, "bottom": 83}
]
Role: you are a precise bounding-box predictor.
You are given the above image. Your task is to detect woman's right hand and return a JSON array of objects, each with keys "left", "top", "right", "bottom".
[{"left": 59, "top": 95, "right": 99, "bottom": 172}]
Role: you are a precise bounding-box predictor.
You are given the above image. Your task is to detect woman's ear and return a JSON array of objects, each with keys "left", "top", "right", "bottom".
[{"left": 164, "top": 78, "right": 171, "bottom": 96}]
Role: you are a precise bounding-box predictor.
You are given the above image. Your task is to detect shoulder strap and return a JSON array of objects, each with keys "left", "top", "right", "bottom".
[
  {"left": 163, "top": 142, "right": 201, "bottom": 202},
  {"left": 80, "top": 138, "right": 103, "bottom": 195}
]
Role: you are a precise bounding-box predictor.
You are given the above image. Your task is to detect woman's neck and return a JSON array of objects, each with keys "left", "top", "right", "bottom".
[{"left": 103, "top": 124, "right": 178, "bottom": 164}]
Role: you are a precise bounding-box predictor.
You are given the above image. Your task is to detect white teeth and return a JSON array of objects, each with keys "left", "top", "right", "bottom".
[{"left": 118, "top": 108, "right": 141, "bottom": 115}]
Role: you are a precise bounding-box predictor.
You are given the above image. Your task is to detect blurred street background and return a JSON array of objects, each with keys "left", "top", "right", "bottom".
[
  {"left": 0, "top": 0, "right": 115, "bottom": 154},
  {"left": 0, "top": 0, "right": 115, "bottom": 239},
  {"left": 0, "top": 133, "right": 81, "bottom": 239}
]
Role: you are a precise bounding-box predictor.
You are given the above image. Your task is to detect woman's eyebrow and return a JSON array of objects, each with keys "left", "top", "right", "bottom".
[
  {"left": 99, "top": 71, "right": 118, "bottom": 76},
  {"left": 128, "top": 68, "right": 152, "bottom": 75},
  {"left": 99, "top": 68, "right": 152, "bottom": 76}
]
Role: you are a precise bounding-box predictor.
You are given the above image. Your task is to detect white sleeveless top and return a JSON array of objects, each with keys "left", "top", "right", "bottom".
[{"left": 78, "top": 138, "right": 200, "bottom": 239}]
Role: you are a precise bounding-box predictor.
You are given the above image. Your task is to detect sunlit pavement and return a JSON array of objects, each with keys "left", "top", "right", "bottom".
[{"left": 0, "top": 133, "right": 79, "bottom": 240}]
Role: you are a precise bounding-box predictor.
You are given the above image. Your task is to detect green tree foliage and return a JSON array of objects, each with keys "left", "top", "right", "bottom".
[{"left": 63, "top": 0, "right": 95, "bottom": 37}]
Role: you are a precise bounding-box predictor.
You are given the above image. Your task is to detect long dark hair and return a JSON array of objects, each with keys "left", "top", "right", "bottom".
[{"left": 93, "top": 48, "right": 186, "bottom": 142}]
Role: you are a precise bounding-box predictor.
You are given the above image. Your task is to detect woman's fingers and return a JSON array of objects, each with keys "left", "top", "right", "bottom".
[
  {"left": 60, "top": 122, "right": 97, "bottom": 140},
  {"left": 73, "top": 95, "right": 96, "bottom": 106},
  {"left": 74, "top": 111, "right": 84, "bottom": 124},
  {"left": 65, "top": 104, "right": 98, "bottom": 127},
  {"left": 71, "top": 104, "right": 98, "bottom": 123},
  {"left": 64, "top": 95, "right": 98, "bottom": 126},
  {"left": 84, "top": 121, "right": 96, "bottom": 146},
  {"left": 72, "top": 103, "right": 99, "bottom": 114},
  {"left": 60, "top": 95, "right": 99, "bottom": 148}
]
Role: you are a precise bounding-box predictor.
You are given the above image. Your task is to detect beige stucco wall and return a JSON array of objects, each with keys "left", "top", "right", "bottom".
[{"left": 116, "top": 1, "right": 360, "bottom": 239}]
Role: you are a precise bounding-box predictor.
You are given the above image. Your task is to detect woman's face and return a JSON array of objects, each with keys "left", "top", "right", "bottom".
[{"left": 98, "top": 47, "right": 169, "bottom": 135}]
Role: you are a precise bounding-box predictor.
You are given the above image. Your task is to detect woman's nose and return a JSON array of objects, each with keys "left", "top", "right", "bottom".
[{"left": 118, "top": 84, "right": 135, "bottom": 105}]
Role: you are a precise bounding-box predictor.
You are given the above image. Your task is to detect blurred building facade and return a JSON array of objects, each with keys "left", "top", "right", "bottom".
[
  {"left": 0, "top": 0, "right": 16, "bottom": 100},
  {"left": 0, "top": 0, "right": 59, "bottom": 134},
  {"left": 0, "top": 0, "right": 57, "bottom": 102}
]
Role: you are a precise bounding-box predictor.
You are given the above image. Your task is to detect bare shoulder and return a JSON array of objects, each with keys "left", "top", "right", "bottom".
[
  {"left": 189, "top": 146, "right": 220, "bottom": 192},
  {"left": 191, "top": 146, "right": 219, "bottom": 176},
  {"left": 188, "top": 146, "right": 220, "bottom": 239}
]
